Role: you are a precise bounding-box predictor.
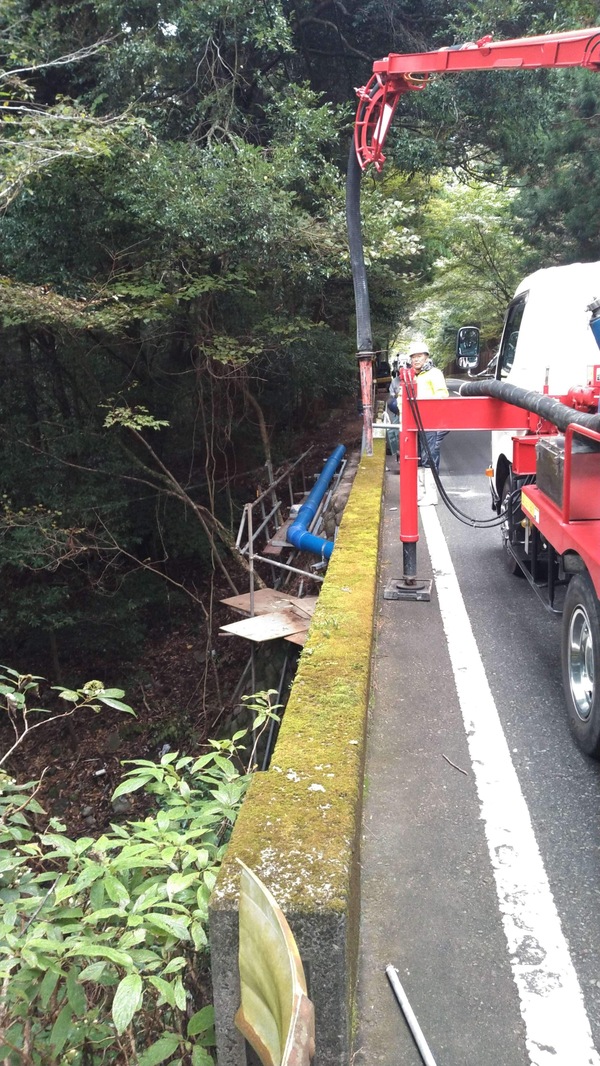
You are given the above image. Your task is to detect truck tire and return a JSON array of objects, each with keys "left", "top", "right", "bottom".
[
  {"left": 500, "top": 476, "right": 523, "bottom": 577},
  {"left": 562, "top": 571, "right": 600, "bottom": 758}
]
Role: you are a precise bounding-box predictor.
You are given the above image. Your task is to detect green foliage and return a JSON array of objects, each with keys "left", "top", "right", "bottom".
[
  {"left": 401, "top": 174, "right": 532, "bottom": 363},
  {"left": 512, "top": 69, "right": 600, "bottom": 262},
  {"left": 0, "top": 667, "right": 135, "bottom": 768},
  {"left": 240, "top": 689, "right": 282, "bottom": 771},
  {"left": 0, "top": 679, "right": 252, "bottom": 1065},
  {"left": 103, "top": 405, "right": 170, "bottom": 431}
]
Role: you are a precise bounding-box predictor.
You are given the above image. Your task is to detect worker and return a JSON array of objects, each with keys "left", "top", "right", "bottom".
[
  {"left": 407, "top": 340, "right": 449, "bottom": 472},
  {"left": 386, "top": 363, "right": 401, "bottom": 460}
]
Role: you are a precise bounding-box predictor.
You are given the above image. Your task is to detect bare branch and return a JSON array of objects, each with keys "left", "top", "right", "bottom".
[{"left": 1, "top": 37, "right": 116, "bottom": 82}]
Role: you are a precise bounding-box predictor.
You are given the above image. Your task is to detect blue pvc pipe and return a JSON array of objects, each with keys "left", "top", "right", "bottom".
[{"left": 287, "top": 444, "right": 346, "bottom": 559}]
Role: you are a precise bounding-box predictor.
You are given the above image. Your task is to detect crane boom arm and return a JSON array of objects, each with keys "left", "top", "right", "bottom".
[{"left": 355, "top": 27, "right": 600, "bottom": 171}]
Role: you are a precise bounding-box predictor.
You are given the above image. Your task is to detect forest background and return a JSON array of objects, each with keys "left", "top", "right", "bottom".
[
  {"left": 2, "top": 0, "right": 600, "bottom": 691},
  {"left": 2, "top": 2, "right": 600, "bottom": 1063}
]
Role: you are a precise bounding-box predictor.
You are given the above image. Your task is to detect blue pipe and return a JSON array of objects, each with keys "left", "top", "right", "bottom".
[{"left": 287, "top": 444, "right": 346, "bottom": 559}]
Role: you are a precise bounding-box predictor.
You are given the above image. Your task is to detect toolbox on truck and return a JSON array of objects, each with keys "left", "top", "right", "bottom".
[{"left": 536, "top": 434, "right": 600, "bottom": 519}]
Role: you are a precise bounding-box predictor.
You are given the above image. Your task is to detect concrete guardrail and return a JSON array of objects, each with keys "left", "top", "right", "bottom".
[{"left": 209, "top": 438, "right": 386, "bottom": 1066}]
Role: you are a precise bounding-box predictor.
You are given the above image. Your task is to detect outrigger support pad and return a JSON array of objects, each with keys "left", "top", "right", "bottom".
[
  {"left": 383, "top": 536, "right": 432, "bottom": 599},
  {"left": 384, "top": 577, "right": 432, "bottom": 601}
]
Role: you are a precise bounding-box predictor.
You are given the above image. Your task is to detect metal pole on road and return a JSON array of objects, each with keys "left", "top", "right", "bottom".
[{"left": 385, "top": 965, "right": 439, "bottom": 1066}]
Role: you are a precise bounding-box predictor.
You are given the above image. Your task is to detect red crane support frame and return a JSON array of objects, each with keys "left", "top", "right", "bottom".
[
  {"left": 355, "top": 27, "right": 600, "bottom": 171},
  {"left": 354, "top": 27, "right": 600, "bottom": 593}
]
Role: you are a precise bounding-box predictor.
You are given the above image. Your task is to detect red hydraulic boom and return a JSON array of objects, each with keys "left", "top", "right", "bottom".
[{"left": 355, "top": 27, "right": 600, "bottom": 171}]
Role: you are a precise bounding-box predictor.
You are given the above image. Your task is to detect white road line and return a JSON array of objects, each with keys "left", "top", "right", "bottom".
[{"left": 420, "top": 503, "right": 599, "bottom": 1066}]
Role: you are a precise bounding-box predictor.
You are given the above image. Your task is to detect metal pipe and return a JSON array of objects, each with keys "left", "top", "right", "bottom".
[
  {"left": 385, "top": 966, "right": 438, "bottom": 1066},
  {"left": 261, "top": 652, "right": 290, "bottom": 771},
  {"left": 403, "top": 542, "right": 417, "bottom": 581},
  {"left": 238, "top": 500, "right": 282, "bottom": 555},
  {"left": 247, "top": 504, "right": 255, "bottom": 618},
  {"left": 251, "top": 554, "right": 324, "bottom": 582},
  {"left": 287, "top": 445, "right": 346, "bottom": 559},
  {"left": 251, "top": 446, "right": 315, "bottom": 507}
]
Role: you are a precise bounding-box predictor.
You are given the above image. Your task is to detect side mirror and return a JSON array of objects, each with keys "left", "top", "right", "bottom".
[{"left": 456, "top": 325, "right": 480, "bottom": 369}]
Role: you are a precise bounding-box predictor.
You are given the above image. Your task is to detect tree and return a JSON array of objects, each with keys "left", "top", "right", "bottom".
[
  {"left": 0, "top": 0, "right": 425, "bottom": 667},
  {"left": 395, "top": 174, "right": 532, "bottom": 363},
  {"left": 512, "top": 70, "right": 600, "bottom": 262}
]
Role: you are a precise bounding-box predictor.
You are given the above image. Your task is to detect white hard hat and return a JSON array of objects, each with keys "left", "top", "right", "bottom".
[{"left": 407, "top": 340, "right": 430, "bottom": 357}]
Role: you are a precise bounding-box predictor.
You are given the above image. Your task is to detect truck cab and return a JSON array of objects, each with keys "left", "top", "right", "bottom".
[{"left": 491, "top": 261, "right": 600, "bottom": 503}]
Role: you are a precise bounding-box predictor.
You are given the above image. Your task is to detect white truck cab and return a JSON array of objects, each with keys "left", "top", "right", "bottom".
[{"left": 491, "top": 261, "right": 600, "bottom": 499}]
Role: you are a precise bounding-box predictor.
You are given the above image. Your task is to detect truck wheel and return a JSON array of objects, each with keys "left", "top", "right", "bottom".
[
  {"left": 562, "top": 572, "right": 600, "bottom": 758},
  {"left": 500, "top": 477, "right": 523, "bottom": 577}
]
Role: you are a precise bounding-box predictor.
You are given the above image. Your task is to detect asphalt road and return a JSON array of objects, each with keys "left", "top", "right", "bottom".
[{"left": 355, "top": 428, "right": 600, "bottom": 1066}]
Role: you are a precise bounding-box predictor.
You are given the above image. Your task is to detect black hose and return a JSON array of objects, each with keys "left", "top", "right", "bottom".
[
  {"left": 345, "top": 140, "right": 373, "bottom": 354},
  {"left": 405, "top": 379, "right": 507, "bottom": 528},
  {"left": 460, "top": 378, "right": 600, "bottom": 434}
]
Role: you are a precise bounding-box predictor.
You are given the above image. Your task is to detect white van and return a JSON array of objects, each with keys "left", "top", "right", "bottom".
[{"left": 491, "top": 261, "right": 600, "bottom": 502}]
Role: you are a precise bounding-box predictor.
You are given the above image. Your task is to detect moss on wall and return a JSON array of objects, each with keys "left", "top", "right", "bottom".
[{"left": 212, "top": 439, "right": 385, "bottom": 912}]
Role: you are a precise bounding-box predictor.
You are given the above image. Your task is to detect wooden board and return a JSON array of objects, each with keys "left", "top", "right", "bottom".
[
  {"left": 262, "top": 516, "right": 295, "bottom": 556},
  {"left": 221, "top": 589, "right": 317, "bottom": 618},
  {"left": 284, "top": 630, "right": 309, "bottom": 646},
  {"left": 220, "top": 609, "right": 309, "bottom": 643}
]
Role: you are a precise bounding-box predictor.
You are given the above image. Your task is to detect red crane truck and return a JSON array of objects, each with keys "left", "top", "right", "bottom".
[{"left": 348, "top": 27, "right": 600, "bottom": 757}]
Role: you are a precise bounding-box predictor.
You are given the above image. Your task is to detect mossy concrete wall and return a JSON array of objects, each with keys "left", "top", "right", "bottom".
[{"left": 209, "top": 439, "right": 386, "bottom": 1066}]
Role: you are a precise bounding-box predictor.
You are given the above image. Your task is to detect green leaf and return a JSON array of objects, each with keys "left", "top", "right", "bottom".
[
  {"left": 57, "top": 689, "right": 81, "bottom": 703},
  {"left": 145, "top": 913, "right": 191, "bottom": 941},
  {"left": 112, "top": 973, "right": 143, "bottom": 1034},
  {"left": 203, "top": 869, "right": 217, "bottom": 893},
  {"left": 78, "top": 961, "right": 107, "bottom": 982},
  {"left": 39, "top": 967, "right": 61, "bottom": 1009},
  {"left": 137, "top": 1033, "right": 181, "bottom": 1066},
  {"left": 42, "top": 833, "right": 78, "bottom": 857},
  {"left": 97, "top": 696, "right": 136, "bottom": 714},
  {"left": 111, "top": 775, "right": 153, "bottom": 799},
  {"left": 148, "top": 975, "right": 176, "bottom": 1007},
  {"left": 66, "top": 944, "right": 133, "bottom": 966},
  {"left": 191, "top": 1047, "right": 214, "bottom": 1066},
  {"left": 190, "top": 921, "right": 208, "bottom": 951},
  {"left": 162, "top": 956, "right": 187, "bottom": 976},
  {"left": 188, "top": 1006, "right": 215, "bottom": 1038},
  {"left": 191, "top": 754, "right": 215, "bottom": 772},
  {"left": 67, "top": 966, "right": 87, "bottom": 1016},
  {"left": 166, "top": 872, "right": 198, "bottom": 900},
  {"left": 82, "top": 906, "right": 122, "bottom": 923},
  {"left": 49, "top": 1004, "right": 73, "bottom": 1053},
  {"left": 173, "top": 976, "right": 187, "bottom": 1011},
  {"left": 157, "top": 809, "right": 170, "bottom": 831},
  {"left": 103, "top": 872, "right": 130, "bottom": 907}
]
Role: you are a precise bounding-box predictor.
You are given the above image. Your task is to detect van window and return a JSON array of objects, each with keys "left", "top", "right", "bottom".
[{"left": 498, "top": 293, "right": 527, "bottom": 378}]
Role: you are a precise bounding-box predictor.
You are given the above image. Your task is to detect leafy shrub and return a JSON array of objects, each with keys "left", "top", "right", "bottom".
[{"left": 0, "top": 677, "right": 273, "bottom": 1065}]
